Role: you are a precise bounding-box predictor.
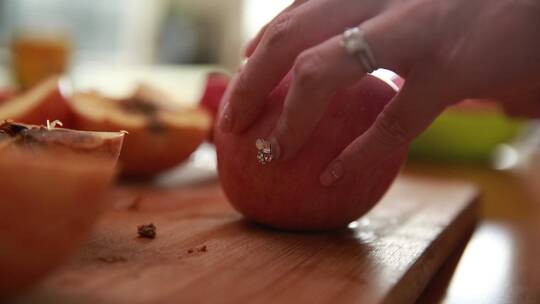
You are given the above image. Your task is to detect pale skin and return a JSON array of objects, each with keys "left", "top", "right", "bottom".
[{"left": 218, "top": 0, "right": 540, "bottom": 186}]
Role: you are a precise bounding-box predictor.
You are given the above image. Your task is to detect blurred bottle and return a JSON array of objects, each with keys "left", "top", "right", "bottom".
[{"left": 11, "top": 32, "right": 71, "bottom": 89}]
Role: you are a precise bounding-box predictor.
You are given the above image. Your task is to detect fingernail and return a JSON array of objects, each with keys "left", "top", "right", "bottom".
[
  {"left": 320, "top": 161, "right": 344, "bottom": 187},
  {"left": 268, "top": 136, "right": 281, "bottom": 160},
  {"left": 218, "top": 102, "right": 234, "bottom": 132}
]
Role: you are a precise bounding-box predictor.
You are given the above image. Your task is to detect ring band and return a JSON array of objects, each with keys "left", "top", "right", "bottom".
[{"left": 341, "top": 27, "right": 377, "bottom": 73}]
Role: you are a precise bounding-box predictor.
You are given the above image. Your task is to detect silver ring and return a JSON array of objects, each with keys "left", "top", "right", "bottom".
[{"left": 341, "top": 27, "right": 377, "bottom": 73}]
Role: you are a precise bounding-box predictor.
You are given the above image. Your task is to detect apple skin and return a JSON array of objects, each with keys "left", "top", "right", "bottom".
[
  {"left": 215, "top": 75, "right": 405, "bottom": 231},
  {"left": 200, "top": 73, "right": 229, "bottom": 118}
]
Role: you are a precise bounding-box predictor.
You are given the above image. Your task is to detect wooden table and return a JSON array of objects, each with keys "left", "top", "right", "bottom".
[
  {"left": 411, "top": 156, "right": 540, "bottom": 303},
  {"left": 11, "top": 160, "right": 479, "bottom": 303},
  {"left": 9, "top": 146, "right": 540, "bottom": 304}
]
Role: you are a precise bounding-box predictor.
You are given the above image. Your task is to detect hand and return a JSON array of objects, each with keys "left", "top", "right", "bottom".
[{"left": 219, "top": 0, "right": 540, "bottom": 186}]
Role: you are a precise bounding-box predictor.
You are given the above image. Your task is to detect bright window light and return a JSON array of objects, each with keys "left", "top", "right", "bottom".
[{"left": 242, "top": 0, "right": 293, "bottom": 41}]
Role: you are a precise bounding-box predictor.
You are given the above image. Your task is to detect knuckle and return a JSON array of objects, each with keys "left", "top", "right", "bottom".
[
  {"left": 432, "top": 50, "right": 455, "bottom": 76},
  {"left": 294, "top": 50, "right": 325, "bottom": 89},
  {"left": 372, "top": 111, "right": 410, "bottom": 147},
  {"left": 265, "top": 13, "right": 293, "bottom": 49}
]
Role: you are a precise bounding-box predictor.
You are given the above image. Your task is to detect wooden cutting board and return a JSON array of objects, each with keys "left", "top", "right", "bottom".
[{"left": 13, "top": 174, "right": 478, "bottom": 304}]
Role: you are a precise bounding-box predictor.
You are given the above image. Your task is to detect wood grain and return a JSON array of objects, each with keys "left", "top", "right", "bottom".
[
  {"left": 408, "top": 160, "right": 540, "bottom": 304},
  {"left": 12, "top": 175, "right": 478, "bottom": 304}
]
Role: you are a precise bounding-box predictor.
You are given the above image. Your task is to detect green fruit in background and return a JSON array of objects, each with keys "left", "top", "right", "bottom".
[{"left": 409, "top": 101, "right": 526, "bottom": 163}]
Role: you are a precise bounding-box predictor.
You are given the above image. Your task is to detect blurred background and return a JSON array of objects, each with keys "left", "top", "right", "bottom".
[
  {"left": 0, "top": 0, "right": 291, "bottom": 73},
  {"left": 0, "top": 0, "right": 296, "bottom": 101},
  {"left": 0, "top": 0, "right": 538, "bottom": 165}
]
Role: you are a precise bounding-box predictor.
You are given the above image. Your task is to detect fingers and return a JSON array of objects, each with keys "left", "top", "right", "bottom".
[
  {"left": 319, "top": 73, "right": 451, "bottom": 187},
  {"left": 244, "top": 23, "right": 268, "bottom": 58},
  {"left": 220, "top": 0, "right": 390, "bottom": 134},
  {"left": 267, "top": 1, "right": 442, "bottom": 161},
  {"left": 266, "top": 35, "right": 372, "bottom": 161}
]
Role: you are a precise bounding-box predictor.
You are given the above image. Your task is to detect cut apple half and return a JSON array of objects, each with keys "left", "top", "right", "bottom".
[
  {"left": 0, "top": 121, "right": 124, "bottom": 295},
  {"left": 70, "top": 86, "right": 212, "bottom": 178},
  {"left": 0, "top": 76, "right": 72, "bottom": 126}
]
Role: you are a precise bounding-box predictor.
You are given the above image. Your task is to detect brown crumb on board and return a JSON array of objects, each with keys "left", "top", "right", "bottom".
[
  {"left": 97, "top": 256, "right": 127, "bottom": 264},
  {"left": 137, "top": 223, "right": 156, "bottom": 239},
  {"left": 187, "top": 245, "right": 208, "bottom": 254}
]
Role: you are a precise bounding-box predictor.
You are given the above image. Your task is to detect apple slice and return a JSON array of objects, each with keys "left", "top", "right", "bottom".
[
  {"left": 70, "top": 86, "right": 212, "bottom": 178},
  {"left": 0, "top": 76, "right": 72, "bottom": 127},
  {"left": 0, "top": 121, "right": 124, "bottom": 295}
]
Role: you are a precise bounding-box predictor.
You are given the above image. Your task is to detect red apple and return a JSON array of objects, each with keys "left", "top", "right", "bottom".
[
  {"left": 215, "top": 74, "right": 405, "bottom": 231},
  {"left": 0, "top": 76, "right": 72, "bottom": 127},
  {"left": 200, "top": 72, "right": 229, "bottom": 118},
  {"left": 0, "top": 121, "right": 124, "bottom": 295},
  {"left": 200, "top": 73, "right": 230, "bottom": 141}
]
